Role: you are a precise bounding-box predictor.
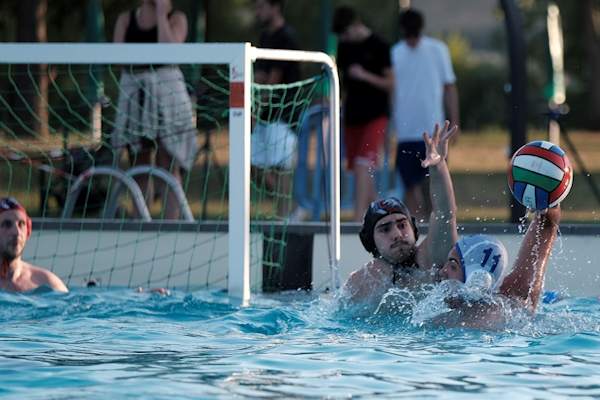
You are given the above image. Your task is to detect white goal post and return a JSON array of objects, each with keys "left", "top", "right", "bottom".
[{"left": 0, "top": 43, "right": 341, "bottom": 305}]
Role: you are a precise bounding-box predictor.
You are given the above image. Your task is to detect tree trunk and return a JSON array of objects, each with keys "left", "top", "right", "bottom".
[
  {"left": 583, "top": 0, "right": 600, "bottom": 128},
  {"left": 36, "top": 0, "right": 49, "bottom": 138},
  {"left": 13, "top": 0, "right": 48, "bottom": 138}
]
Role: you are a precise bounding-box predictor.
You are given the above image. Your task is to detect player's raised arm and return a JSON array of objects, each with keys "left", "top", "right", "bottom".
[
  {"left": 417, "top": 121, "right": 459, "bottom": 270},
  {"left": 499, "top": 207, "right": 560, "bottom": 311}
]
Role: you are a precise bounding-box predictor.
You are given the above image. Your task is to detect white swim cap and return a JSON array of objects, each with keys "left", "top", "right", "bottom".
[{"left": 455, "top": 234, "right": 508, "bottom": 289}]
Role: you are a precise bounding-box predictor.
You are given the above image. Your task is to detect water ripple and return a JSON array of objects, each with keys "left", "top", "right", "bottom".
[{"left": 0, "top": 289, "right": 599, "bottom": 398}]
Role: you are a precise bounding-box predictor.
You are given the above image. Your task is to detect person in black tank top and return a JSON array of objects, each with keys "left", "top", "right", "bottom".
[
  {"left": 124, "top": 8, "right": 176, "bottom": 43},
  {"left": 114, "top": 0, "right": 186, "bottom": 45},
  {"left": 112, "top": 0, "right": 198, "bottom": 220},
  {"left": 125, "top": 9, "right": 158, "bottom": 43}
]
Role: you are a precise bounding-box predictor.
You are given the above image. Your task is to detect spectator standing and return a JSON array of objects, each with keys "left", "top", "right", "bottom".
[
  {"left": 252, "top": 0, "right": 302, "bottom": 218},
  {"left": 391, "top": 9, "right": 459, "bottom": 219},
  {"left": 112, "top": 0, "right": 197, "bottom": 219},
  {"left": 254, "top": 0, "right": 299, "bottom": 86},
  {"left": 333, "top": 6, "right": 393, "bottom": 221}
]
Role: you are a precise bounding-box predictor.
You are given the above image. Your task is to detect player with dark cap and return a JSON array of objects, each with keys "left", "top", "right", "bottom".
[
  {"left": 342, "top": 121, "right": 458, "bottom": 306},
  {"left": 0, "top": 197, "right": 68, "bottom": 293}
]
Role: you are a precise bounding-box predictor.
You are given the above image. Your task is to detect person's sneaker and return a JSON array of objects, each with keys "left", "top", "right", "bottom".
[{"left": 287, "top": 206, "right": 311, "bottom": 222}]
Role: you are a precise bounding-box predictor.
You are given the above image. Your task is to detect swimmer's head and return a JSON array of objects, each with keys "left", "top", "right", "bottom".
[
  {"left": 0, "top": 197, "right": 32, "bottom": 238},
  {"left": 86, "top": 279, "right": 98, "bottom": 288},
  {"left": 440, "top": 234, "right": 508, "bottom": 289},
  {"left": 359, "top": 197, "right": 418, "bottom": 256}
]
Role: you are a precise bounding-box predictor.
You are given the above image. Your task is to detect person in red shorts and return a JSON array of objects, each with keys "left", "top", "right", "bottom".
[{"left": 333, "top": 6, "right": 393, "bottom": 221}]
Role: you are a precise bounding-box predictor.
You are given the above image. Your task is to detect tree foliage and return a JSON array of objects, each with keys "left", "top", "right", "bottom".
[{"left": 0, "top": 0, "right": 598, "bottom": 129}]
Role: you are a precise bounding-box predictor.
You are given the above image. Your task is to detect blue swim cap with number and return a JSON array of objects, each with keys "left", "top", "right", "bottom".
[{"left": 455, "top": 234, "right": 508, "bottom": 289}]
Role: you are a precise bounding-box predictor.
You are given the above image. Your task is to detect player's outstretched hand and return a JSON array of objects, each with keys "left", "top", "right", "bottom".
[{"left": 421, "top": 120, "right": 458, "bottom": 168}]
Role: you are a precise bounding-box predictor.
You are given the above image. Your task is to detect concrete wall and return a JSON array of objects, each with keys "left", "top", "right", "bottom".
[
  {"left": 313, "top": 233, "right": 600, "bottom": 297},
  {"left": 26, "top": 220, "right": 600, "bottom": 297}
]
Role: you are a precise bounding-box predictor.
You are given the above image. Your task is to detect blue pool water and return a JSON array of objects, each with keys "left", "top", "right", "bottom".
[{"left": 1, "top": 288, "right": 600, "bottom": 399}]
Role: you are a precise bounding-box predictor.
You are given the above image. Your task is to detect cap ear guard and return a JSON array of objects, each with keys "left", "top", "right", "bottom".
[
  {"left": 359, "top": 225, "right": 377, "bottom": 256},
  {"left": 411, "top": 216, "right": 419, "bottom": 241}
]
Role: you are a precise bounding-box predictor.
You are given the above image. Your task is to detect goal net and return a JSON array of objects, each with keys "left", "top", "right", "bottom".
[{"left": 0, "top": 43, "right": 340, "bottom": 302}]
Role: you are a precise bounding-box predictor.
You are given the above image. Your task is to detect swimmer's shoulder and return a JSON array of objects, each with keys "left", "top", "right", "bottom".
[
  {"left": 343, "top": 260, "right": 392, "bottom": 302},
  {"left": 348, "top": 259, "right": 390, "bottom": 281},
  {"left": 26, "top": 263, "right": 69, "bottom": 293}
]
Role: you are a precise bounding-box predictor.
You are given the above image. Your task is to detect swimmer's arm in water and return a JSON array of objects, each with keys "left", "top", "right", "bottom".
[
  {"left": 444, "top": 295, "right": 493, "bottom": 310},
  {"left": 418, "top": 121, "right": 459, "bottom": 270},
  {"left": 437, "top": 296, "right": 504, "bottom": 329},
  {"left": 498, "top": 207, "right": 560, "bottom": 312},
  {"left": 135, "top": 287, "right": 170, "bottom": 296},
  {"left": 86, "top": 280, "right": 170, "bottom": 296}
]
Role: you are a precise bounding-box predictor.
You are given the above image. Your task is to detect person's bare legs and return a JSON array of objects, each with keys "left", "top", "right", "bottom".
[
  {"left": 273, "top": 170, "right": 292, "bottom": 217},
  {"left": 129, "top": 148, "right": 154, "bottom": 216},
  {"left": 354, "top": 161, "right": 377, "bottom": 222},
  {"left": 156, "top": 145, "right": 182, "bottom": 220},
  {"left": 252, "top": 167, "right": 293, "bottom": 218}
]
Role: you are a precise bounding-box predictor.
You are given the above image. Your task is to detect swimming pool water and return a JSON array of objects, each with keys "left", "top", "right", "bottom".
[{"left": 1, "top": 288, "right": 599, "bottom": 399}]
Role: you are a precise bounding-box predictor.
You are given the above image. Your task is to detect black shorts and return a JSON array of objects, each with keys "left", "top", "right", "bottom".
[{"left": 395, "top": 141, "right": 428, "bottom": 189}]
